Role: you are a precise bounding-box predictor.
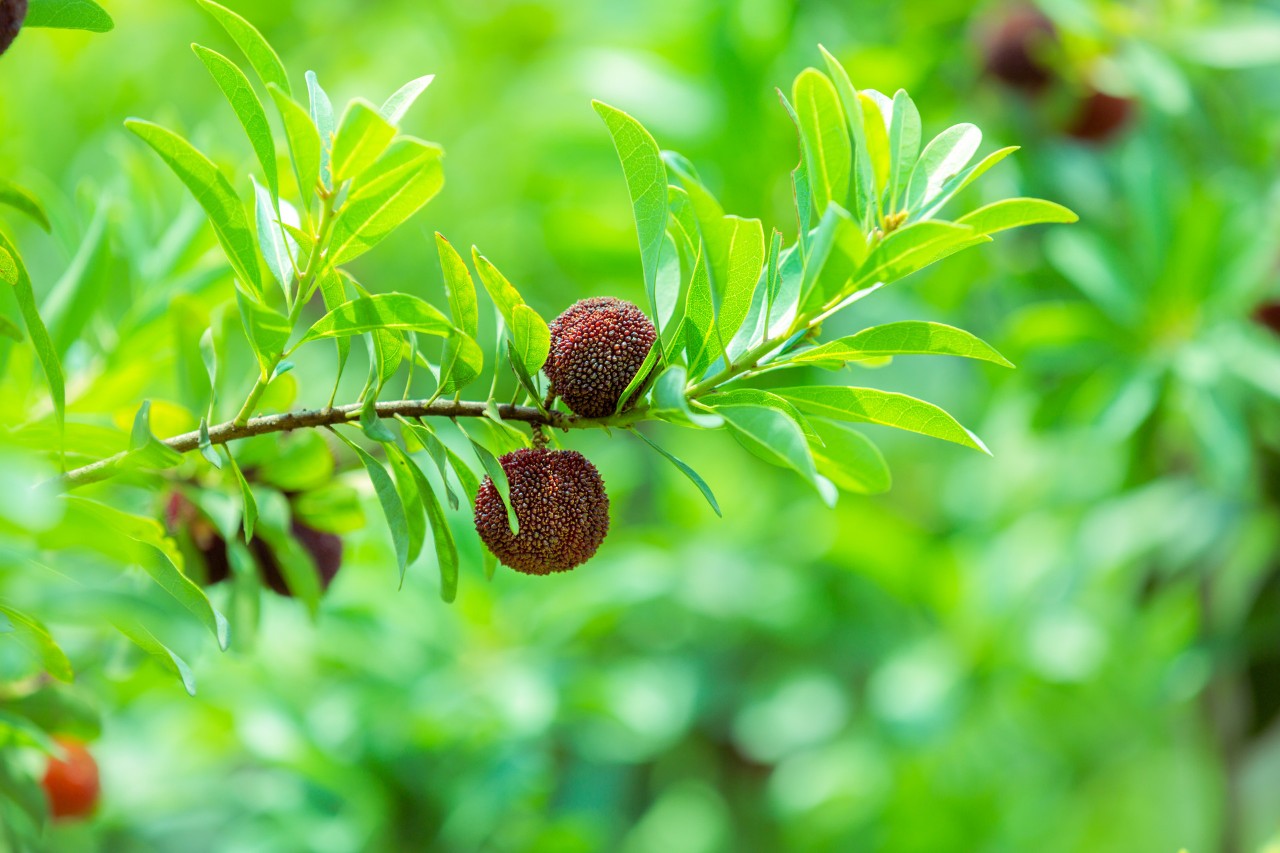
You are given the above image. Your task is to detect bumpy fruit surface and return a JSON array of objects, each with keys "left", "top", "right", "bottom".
[
  {"left": 41, "top": 737, "right": 100, "bottom": 821},
  {"left": 474, "top": 448, "right": 610, "bottom": 575},
  {"left": 545, "top": 297, "right": 657, "bottom": 418},
  {"left": 0, "top": 0, "right": 26, "bottom": 57}
]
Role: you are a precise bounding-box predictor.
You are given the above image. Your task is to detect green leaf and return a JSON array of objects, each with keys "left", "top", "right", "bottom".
[
  {"left": 716, "top": 404, "right": 829, "bottom": 504},
  {"left": 64, "top": 496, "right": 231, "bottom": 650},
  {"left": 792, "top": 68, "right": 851, "bottom": 218},
  {"left": 819, "top": 46, "right": 877, "bottom": 225},
  {"left": 331, "top": 99, "right": 398, "bottom": 184},
  {"left": 268, "top": 84, "right": 321, "bottom": 200},
  {"left": 254, "top": 489, "right": 322, "bottom": 615},
  {"left": 253, "top": 178, "right": 300, "bottom": 298},
  {"left": 435, "top": 232, "right": 478, "bottom": 338},
  {"left": 704, "top": 388, "right": 820, "bottom": 441},
  {"left": 437, "top": 330, "right": 484, "bottom": 395},
  {"left": 956, "top": 197, "right": 1079, "bottom": 235},
  {"left": 681, "top": 244, "right": 719, "bottom": 377},
  {"left": 506, "top": 339, "right": 543, "bottom": 405},
  {"left": 328, "top": 139, "right": 444, "bottom": 264},
  {"left": 307, "top": 71, "right": 336, "bottom": 189},
  {"left": 380, "top": 75, "right": 434, "bottom": 124},
  {"left": 316, "top": 268, "right": 351, "bottom": 390},
  {"left": 456, "top": 421, "right": 518, "bottom": 534},
  {"left": 123, "top": 400, "right": 185, "bottom": 471},
  {"left": 0, "top": 316, "right": 21, "bottom": 342},
  {"left": 299, "top": 293, "right": 452, "bottom": 343},
  {"left": 125, "top": 119, "right": 263, "bottom": 295},
  {"left": 193, "top": 43, "right": 278, "bottom": 200},
  {"left": 716, "top": 216, "right": 765, "bottom": 350},
  {"left": 615, "top": 338, "right": 660, "bottom": 415},
  {"left": 852, "top": 220, "right": 986, "bottom": 291},
  {"left": 775, "top": 385, "right": 990, "bottom": 453},
  {"left": 368, "top": 329, "right": 404, "bottom": 392},
  {"left": 904, "top": 123, "right": 983, "bottom": 213},
  {"left": 0, "top": 238, "right": 64, "bottom": 446},
  {"left": 0, "top": 179, "right": 51, "bottom": 231},
  {"left": 887, "top": 89, "right": 922, "bottom": 211},
  {"left": 784, "top": 321, "right": 1014, "bottom": 368},
  {"left": 236, "top": 289, "right": 290, "bottom": 376},
  {"left": 112, "top": 619, "right": 197, "bottom": 696},
  {"left": 0, "top": 607, "right": 72, "bottom": 682},
  {"left": 360, "top": 395, "right": 397, "bottom": 442},
  {"left": 859, "top": 91, "right": 893, "bottom": 200},
  {"left": 223, "top": 446, "right": 257, "bottom": 541},
  {"left": 810, "top": 420, "right": 891, "bottom": 495},
  {"left": 387, "top": 444, "right": 458, "bottom": 602},
  {"left": 198, "top": 418, "right": 221, "bottom": 468},
  {"left": 797, "top": 203, "right": 850, "bottom": 310},
  {"left": 398, "top": 417, "right": 470, "bottom": 507},
  {"left": 917, "top": 147, "right": 1020, "bottom": 222},
  {"left": 650, "top": 365, "right": 723, "bottom": 428},
  {"left": 24, "top": 0, "right": 113, "bottom": 32},
  {"left": 630, "top": 429, "right": 721, "bottom": 516},
  {"left": 593, "top": 101, "right": 668, "bottom": 316},
  {"left": 198, "top": 0, "right": 290, "bottom": 96},
  {"left": 777, "top": 91, "right": 813, "bottom": 248},
  {"left": 471, "top": 250, "right": 550, "bottom": 375},
  {"left": 331, "top": 429, "right": 410, "bottom": 581},
  {"left": 384, "top": 441, "right": 428, "bottom": 572}
]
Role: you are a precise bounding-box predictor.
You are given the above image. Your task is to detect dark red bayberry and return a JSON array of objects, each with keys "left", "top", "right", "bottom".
[
  {"left": 474, "top": 448, "right": 610, "bottom": 575},
  {"left": 545, "top": 297, "right": 657, "bottom": 418},
  {"left": 981, "top": 5, "right": 1057, "bottom": 93},
  {"left": 1065, "top": 89, "right": 1134, "bottom": 142},
  {"left": 0, "top": 0, "right": 26, "bottom": 57},
  {"left": 1253, "top": 301, "right": 1280, "bottom": 337},
  {"left": 41, "top": 737, "right": 100, "bottom": 821}
]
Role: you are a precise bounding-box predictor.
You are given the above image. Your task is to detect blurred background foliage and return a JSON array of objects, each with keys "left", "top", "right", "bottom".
[{"left": 2, "top": 0, "right": 1280, "bottom": 850}]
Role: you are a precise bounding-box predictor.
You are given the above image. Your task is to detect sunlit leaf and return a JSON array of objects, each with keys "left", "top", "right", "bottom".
[
  {"left": 775, "top": 385, "right": 990, "bottom": 453},
  {"left": 630, "top": 429, "right": 721, "bottom": 516},
  {"left": 193, "top": 43, "right": 278, "bottom": 199},
  {"left": 198, "top": 0, "right": 289, "bottom": 95},
  {"left": 25, "top": 0, "right": 113, "bottom": 32}
]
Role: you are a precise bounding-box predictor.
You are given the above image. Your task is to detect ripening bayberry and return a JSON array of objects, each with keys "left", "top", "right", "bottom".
[
  {"left": 474, "top": 448, "right": 610, "bottom": 575},
  {"left": 545, "top": 297, "right": 657, "bottom": 418},
  {"left": 980, "top": 5, "right": 1057, "bottom": 93},
  {"left": 1065, "top": 89, "right": 1135, "bottom": 142},
  {"left": 41, "top": 737, "right": 100, "bottom": 821},
  {"left": 258, "top": 521, "right": 343, "bottom": 596},
  {"left": 0, "top": 0, "right": 26, "bottom": 57}
]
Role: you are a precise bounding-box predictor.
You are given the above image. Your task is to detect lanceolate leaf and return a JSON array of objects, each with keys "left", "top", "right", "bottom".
[
  {"left": 223, "top": 446, "right": 257, "bottom": 541},
  {"left": 957, "top": 198, "right": 1079, "bottom": 235},
  {"left": 887, "top": 89, "right": 922, "bottom": 211},
  {"left": 650, "top": 365, "right": 723, "bottom": 428},
  {"left": 775, "top": 385, "right": 990, "bottom": 453},
  {"left": 784, "top": 321, "right": 1014, "bottom": 368},
  {"left": 253, "top": 178, "right": 301, "bottom": 296},
  {"left": 328, "top": 140, "right": 444, "bottom": 264},
  {"left": 193, "top": 44, "right": 279, "bottom": 199},
  {"left": 300, "top": 293, "right": 452, "bottom": 343},
  {"left": 236, "top": 289, "right": 290, "bottom": 375},
  {"left": 819, "top": 46, "right": 877, "bottom": 224},
  {"left": 331, "top": 99, "right": 398, "bottom": 184},
  {"left": 24, "top": 0, "right": 113, "bottom": 32},
  {"left": 307, "top": 71, "right": 337, "bottom": 188},
  {"left": 0, "top": 607, "right": 72, "bottom": 682},
  {"left": 198, "top": 0, "right": 290, "bottom": 96},
  {"left": 593, "top": 101, "right": 669, "bottom": 316},
  {"left": 792, "top": 67, "right": 851, "bottom": 218},
  {"left": 716, "top": 216, "right": 765, "bottom": 350},
  {"left": 681, "top": 244, "right": 718, "bottom": 377},
  {"left": 904, "top": 123, "right": 983, "bottom": 213},
  {"left": 0, "top": 179, "right": 51, "bottom": 231},
  {"left": 435, "top": 232, "right": 479, "bottom": 338},
  {"left": 630, "top": 429, "right": 722, "bottom": 517},
  {"left": 456, "top": 422, "right": 518, "bottom": 534},
  {"left": 125, "top": 120, "right": 264, "bottom": 295},
  {"left": 387, "top": 443, "right": 459, "bottom": 603},
  {"left": 380, "top": 75, "right": 435, "bottom": 124},
  {"left": 63, "top": 497, "right": 231, "bottom": 650},
  {"left": 268, "top": 85, "right": 322, "bottom": 201},
  {"left": 331, "top": 429, "right": 410, "bottom": 581},
  {"left": 384, "top": 441, "right": 428, "bottom": 574},
  {"left": 111, "top": 619, "right": 197, "bottom": 696},
  {"left": 777, "top": 90, "right": 813, "bottom": 251},
  {"left": 917, "top": 146, "right": 1019, "bottom": 222},
  {"left": 471, "top": 250, "right": 550, "bottom": 376},
  {"left": 810, "top": 420, "right": 891, "bottom": 495},
  {"left": 715, "top": 404, "right": 830, "bottom": 504},
  {"left": 0, "top": 238, "right": 64, "bottom": 445},
  {"left": 705, "top": 387, "right": 821, "bottom": 441}
]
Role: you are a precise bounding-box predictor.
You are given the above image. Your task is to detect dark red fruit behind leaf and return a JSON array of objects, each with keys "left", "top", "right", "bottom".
[
  {"left": 474, "top": 448, "right": 610, "bottom": 575},
  {"left": 257, "top": 521, "right": 343, "bottom": 596},
  {"left": 545, "top": 297, "right": 657, "bottom": 418},
  {"left": 0, "top": 0, "right": 26, "bottom": 57},
  {"left": 41, "top": 737, "right": 100, "bottom": 821},
  {"left": 981, "top": 5, "right": 1057, "bottom": 92},
  {"left": 1253, "top": 300, "right": 1280, "bottom": 337},
  {"left": 1065, "top": 89, "right": 1134, "bottom": 142}
]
